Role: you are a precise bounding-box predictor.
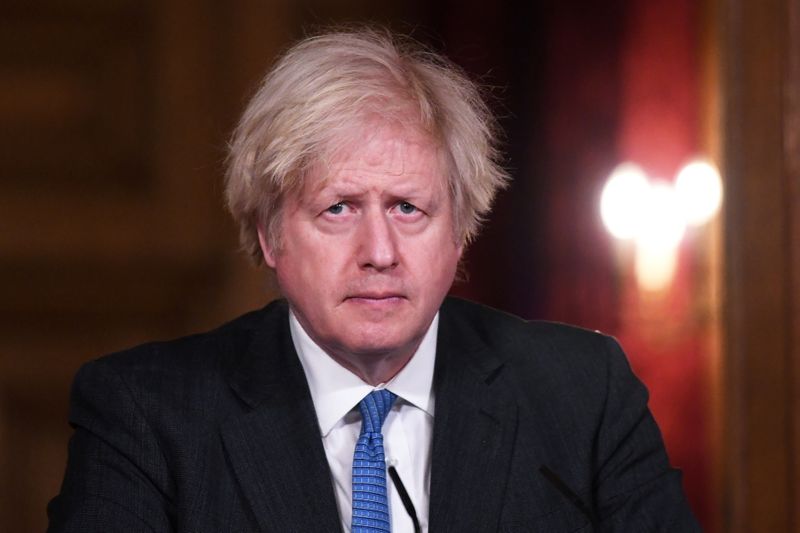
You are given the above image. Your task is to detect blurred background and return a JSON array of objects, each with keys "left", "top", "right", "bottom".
[{"left": 1, "top": 0, "right": 798, "bottom": 531}]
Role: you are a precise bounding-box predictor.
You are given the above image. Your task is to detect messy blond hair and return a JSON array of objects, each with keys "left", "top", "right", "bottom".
[{"left": 225, "top": 27, "right": 508, "bottom": 264}]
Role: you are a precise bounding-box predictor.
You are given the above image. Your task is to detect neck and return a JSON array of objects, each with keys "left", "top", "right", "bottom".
[{"left": 326, "top": 346, "right": 417, "bottom": 386}]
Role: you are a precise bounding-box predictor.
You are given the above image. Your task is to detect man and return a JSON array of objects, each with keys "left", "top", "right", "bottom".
[{"left": 49, "top": 28, "right": 700, "bottom": 532}]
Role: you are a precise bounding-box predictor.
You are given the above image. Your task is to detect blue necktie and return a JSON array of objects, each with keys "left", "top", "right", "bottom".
[{"left": 351, "top": 389, "right": 397, "bottom": 533}]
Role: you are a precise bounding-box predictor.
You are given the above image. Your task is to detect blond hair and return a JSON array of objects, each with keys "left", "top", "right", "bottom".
[{"left": 225, "top": 27, "right": 508, "bottom": 264}]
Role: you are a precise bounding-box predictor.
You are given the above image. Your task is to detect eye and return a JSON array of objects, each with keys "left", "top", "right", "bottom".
[
  {"left": 397, "top": 202, "right": 418, "bottom": 215},
  {"left": 326, "top": 202, "right": 346, "bottom": 215}
]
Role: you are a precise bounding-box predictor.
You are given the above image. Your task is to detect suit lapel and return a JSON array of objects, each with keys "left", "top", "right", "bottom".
[
  {"left": 220, "top": 301, "right": 341, "bottom": 533},
  {"left": 428, "top": 301, "right": 518, "bottom": 532}
]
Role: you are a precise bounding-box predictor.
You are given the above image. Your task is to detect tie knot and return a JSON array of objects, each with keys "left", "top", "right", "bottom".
[{"left": 358, "top": 389, "right": 396, "bottom": 434}]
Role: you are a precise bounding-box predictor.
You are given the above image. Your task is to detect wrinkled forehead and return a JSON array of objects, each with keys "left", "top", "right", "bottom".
[{"left": 305, "top": 115, "right": 448, "bottom": 189}]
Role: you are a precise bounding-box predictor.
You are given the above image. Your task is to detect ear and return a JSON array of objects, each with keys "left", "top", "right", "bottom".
[{"left": 256, "top": 223, "right": 278, "bottom": 268}]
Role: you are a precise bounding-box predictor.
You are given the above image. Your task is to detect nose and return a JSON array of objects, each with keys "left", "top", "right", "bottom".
[{"left": 357, "top": 208, "right": 399, "bottom": 271}]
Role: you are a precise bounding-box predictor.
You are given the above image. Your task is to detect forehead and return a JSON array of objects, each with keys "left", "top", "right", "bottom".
[{"left": 306, "top": 118, "right": 447, "bottom": 190}]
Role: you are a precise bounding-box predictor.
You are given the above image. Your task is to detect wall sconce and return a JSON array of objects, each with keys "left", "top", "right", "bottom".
[{"left": 600, "top": 159, "right": 722, "bottom": 292}]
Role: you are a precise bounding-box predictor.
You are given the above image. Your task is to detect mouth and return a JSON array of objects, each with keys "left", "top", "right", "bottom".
[
  {"left": 347, "top": 292, "right": 404, "bottom": 300},
  {"left": 344, "top": 292, "right": 406, "bottom": 304}
]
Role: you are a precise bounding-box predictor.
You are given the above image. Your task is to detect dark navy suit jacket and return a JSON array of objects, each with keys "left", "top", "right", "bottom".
[{"left": 48, "top": 297, "right": 700, "bottom": 532}]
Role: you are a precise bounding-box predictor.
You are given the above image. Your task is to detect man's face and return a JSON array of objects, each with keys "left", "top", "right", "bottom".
[{"left": 259, "top": 120, "right": 462, "bottom": 375}]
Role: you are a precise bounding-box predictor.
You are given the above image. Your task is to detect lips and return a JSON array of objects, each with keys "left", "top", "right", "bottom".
[
  {"left": 343, "top": 290, "right": 408, "bottom": 309},
  {"left": 346, "top": 292, "right": 405, "bottom": 300}
]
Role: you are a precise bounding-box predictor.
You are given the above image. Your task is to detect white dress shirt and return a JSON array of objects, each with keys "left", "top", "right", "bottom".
[{"left": 290, "top": 310, "right": 436, "bottom": 533}]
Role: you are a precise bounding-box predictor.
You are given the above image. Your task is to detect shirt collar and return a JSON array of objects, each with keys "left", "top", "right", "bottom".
[{"left": 290, "top": 310, "right": 438, "bottom": 437}]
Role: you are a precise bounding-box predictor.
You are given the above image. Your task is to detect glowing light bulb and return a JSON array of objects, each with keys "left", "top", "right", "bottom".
[
  {"left": 675, "top": 160, "right": 723, "bottom": 226},
  {"left": 600, "top": 163, "right": 650, "bottom": 239},
  {"left": 599, "top": 157, "right": 720, "bottom": 292},
  {"left": 637, "top": 181, "right": 686, "bottom": 251}
]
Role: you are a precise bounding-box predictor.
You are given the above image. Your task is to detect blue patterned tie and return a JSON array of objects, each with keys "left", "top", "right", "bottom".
[{"left": 351, "top": 389, "right": 397, "bottom": 532}]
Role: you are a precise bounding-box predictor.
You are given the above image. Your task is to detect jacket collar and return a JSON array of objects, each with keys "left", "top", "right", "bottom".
[
  {"left": 428, "top": 297, "right": 518, "bottom": 531},
  {"left": 221, "top": 299, "right": 342, "bottom": 532}
]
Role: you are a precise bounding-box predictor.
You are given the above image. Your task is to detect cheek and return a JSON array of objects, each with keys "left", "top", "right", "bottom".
[
  {"left": 274, "top": 236, "right": 346, "bottom": 299},
  {"left": 408, "top": 235, "right": 460, "bottom": 282}
]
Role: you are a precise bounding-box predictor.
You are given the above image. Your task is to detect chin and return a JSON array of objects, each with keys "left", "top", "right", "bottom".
[{"left": 346, "top": 326, "right": 421, "bottom": 357}]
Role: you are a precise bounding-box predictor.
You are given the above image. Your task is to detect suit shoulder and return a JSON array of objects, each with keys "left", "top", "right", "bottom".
[
  {"left": 441, "top": 298, "right": 636, "bottom": 415},
  {"left": 68, "top": 299, "right": 292, "bottom": 443},
  {"left": 442, "top": 296, "right": 616, "bottom": 358},
  {"left": 82, "top": 299, "right": 289, "bottom": 387}
]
